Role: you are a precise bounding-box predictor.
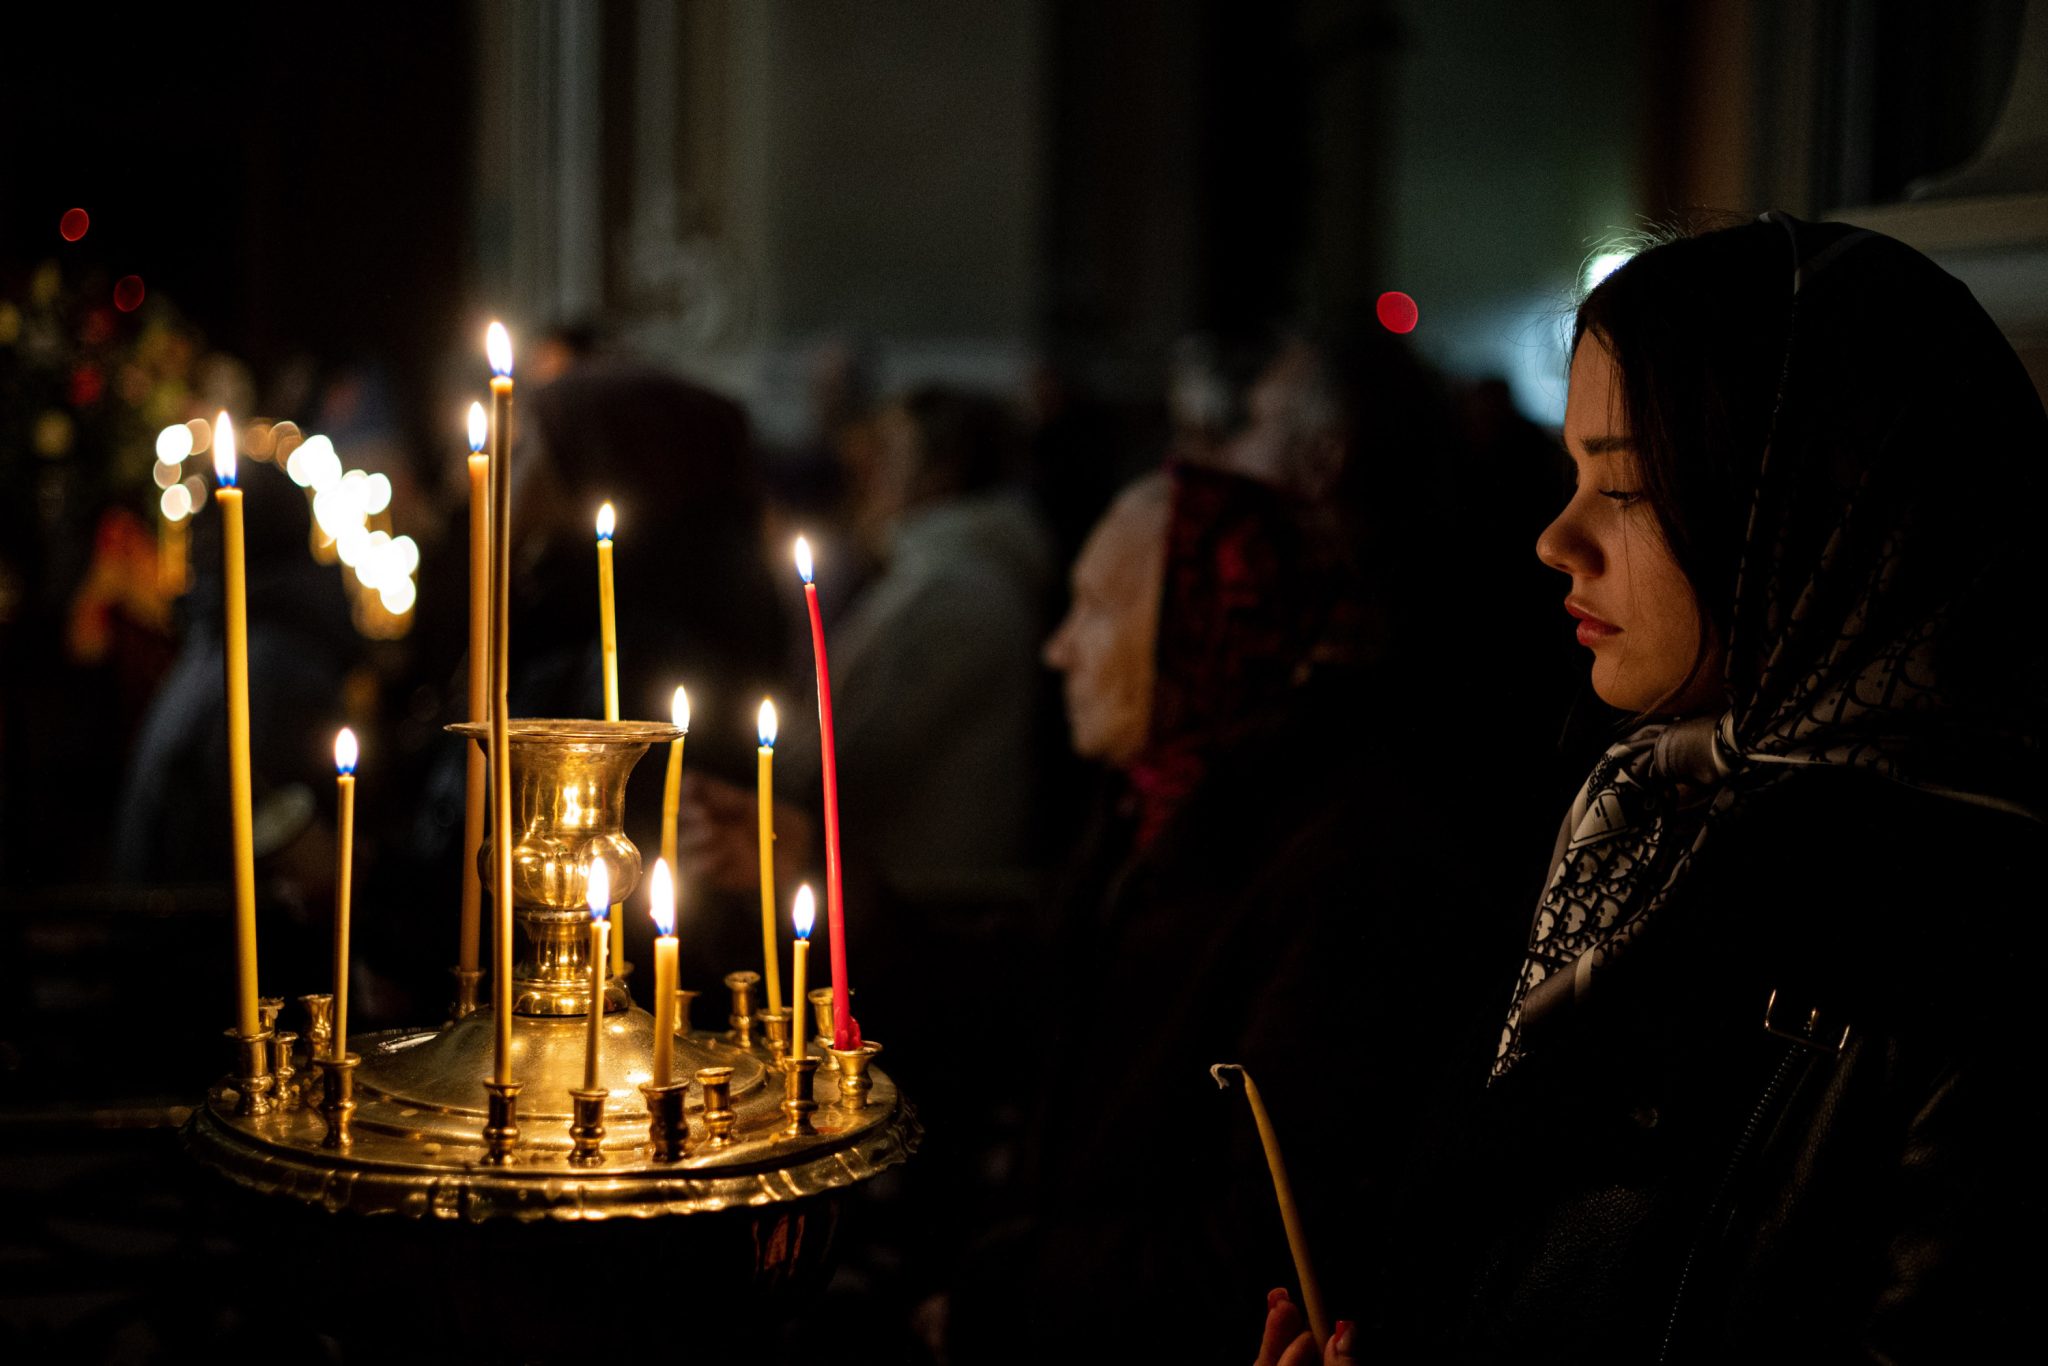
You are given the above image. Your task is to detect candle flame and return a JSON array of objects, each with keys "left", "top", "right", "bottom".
[
  {"left": 596, "top": 501, "right": 616, "bottom": 542},
  {"left": 793, "top": 535, "right": 814, "bottom": 584},
  {"left": 793, "top": 884, "right": 815, "bottom": 939},
  {"left": 213, "top": 412, "right": 237, "bottom": 487},
  {"left": 485, "top": 321, "right": 513, "bottom": 377},
  {"left": 649, "top": 858, "right": 676, "bottom": 937},
  {"left": 334, "top": 727, "right": 358, "bottom": 775},
  {"left": 672, "top": 685, "right": 691, "bottom": 732},
  {"left": 757, "top": 698, "right": 777, "bottom": 748},
  {"left": 586, "top": 860, "right": 611, "bottom": 918},
  {"left": 466, "top": 401, "right": 487, "bottom": 453}
]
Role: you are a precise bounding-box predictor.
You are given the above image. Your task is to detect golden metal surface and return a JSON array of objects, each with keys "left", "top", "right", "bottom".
[
  {"left": 451, "top": 966, "right": 484, "bottom": 1020},
  {"left": 317, "top": 1053, "right": 359, "bottom": 1149},
  {"left": 447, "top": 719, "right": 681, "bottom": 1017},
  {"left": 641, "top": 1081, "right": 689, "bottom": 1162},
  {"left": 567, "top": 1087, "right": 608, "bottom": 1167},
  {"left": 185, "top": 1026, "right": 915, "bottom": 1221},
  {"left": 697, "top": 1066, "right": 738, "bottom": 1149},
  {"left": 759, "top": 1009, "right": 790, "bottom": 1068},
  {"left": 481, "top": 1080, "right": 521, "bottom": 1165},
  {"left": 779, "top": 1057, "right": 820, "bottom": 1138},
  {"left": 827, "top": 1041, "right": 881, "bottom": 1111},
  {"left": 272, "top": 1030, "right": 300, "bottom": 1111},
  {"left": 226, "top": 1028, "right": 275, "bottom": 1117},
  {"left": 725, "top": 971, "right": 762, "bottom": 1048}
]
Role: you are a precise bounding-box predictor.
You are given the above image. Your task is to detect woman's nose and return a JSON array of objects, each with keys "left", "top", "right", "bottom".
[
  {"left": 1043, "top": 615, "right": 1075, "bottom": 671},
  {"left": 1535, "top": 500, "right": 1599, "bottom": 578}
]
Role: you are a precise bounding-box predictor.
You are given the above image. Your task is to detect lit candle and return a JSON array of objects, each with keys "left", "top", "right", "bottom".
[
  {"left": 659, "top": 686, "right": 689, "bottom": 878},
  {"left": 794, "top": 537, "right": 859, "bottom": 1050},
  {"left": 332, "top": 728, "right": 358, "bottom": 1061},
  {"left": 595, "top": 502, "right": 618, "bottom": 721},
  {"left": 459, "top": 400, "right": 489, "bottom": 989},
  {"left": 584, "top": 861, "right": 610, "bottom": 1091},
  {"left": 649, "top": 858, "right": 677, "bottom": 1085},
  {"left": 485, "top": 322, "right": 516, "bottom": 1085},
  {"left": 216, "top": 413, "right": 261, "bottom": 1041},
  {"left": 789, "top": 885, "right": 814, "bottom": 1063},
  {"left": 595, "top": 501, "right": 624, "bottom": 979},
  {"left": 756, "top": 699, "right": 784, "bottom": 1011},
  {"left": 1211, "top": 1064, "right": 1327, "bottom": 1348}
]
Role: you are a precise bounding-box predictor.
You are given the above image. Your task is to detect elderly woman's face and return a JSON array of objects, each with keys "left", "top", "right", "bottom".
[
  {"left": 1537, "top": 338, "right": 1719, "bottom": 714},
  {"left": 1043, "top": 482, "right": 1170, "bottom": 766}
]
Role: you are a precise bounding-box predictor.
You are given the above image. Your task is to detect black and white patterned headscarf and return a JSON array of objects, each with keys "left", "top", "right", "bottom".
[{"left": 1494, "top": 214, "right": 2048, "bottom": 1080}]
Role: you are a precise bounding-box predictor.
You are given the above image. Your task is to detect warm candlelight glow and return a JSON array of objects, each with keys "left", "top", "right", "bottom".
[
  {"left": 587, "top": 860, "right": 610, "bottom": 918},
  {"left": 596, "top": 501, "right": 616, "bottom": 543},
  {"left": 793, "top": 535, "right": 814, "bottom": 584},
  {"left": 156, "top": 424, "right": 194, "bottom": 462},
  {"left": 485, "top": 321, "right": 513, "bottom": 377},
  {"left": 466, "top": 401, "right": 487, "bottom": 453},
  {"left": 673, "top": 685, "right": 691, "bottom": 732},
  {"left": 213, "top": 411, "right": 237, "bottom": 487},
  {"left": 334, "top": 727, "right": 358, "bottom": 775},
  {"left": 649, "top": 857, "right": 676, "bottom": 937},
  {"left": 758, "top": 698, "right": 777, "bottom": 748},
  {"left": 793, "top": 884, "right": 815, "bottom": 940},
  {"left": 160, "top": 484, "right": 192, "bottom": 522}
]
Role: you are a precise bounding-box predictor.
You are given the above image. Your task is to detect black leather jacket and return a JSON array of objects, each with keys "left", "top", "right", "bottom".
[{"left": 1386, "top": 767, "right": 2046, "bottom": 1363}]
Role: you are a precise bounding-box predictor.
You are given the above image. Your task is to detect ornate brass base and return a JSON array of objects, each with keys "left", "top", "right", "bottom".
[
  {"left": 316, "top": 1052, "right": 360, "bottom": 1149},
  {"left": 227, "top": 1028, "right": 276, "bottom": 1117},
  {"left": 780, "top": 1056, "right": 820, "bottom": 1137},
  {"left": 188, "top": 1023, "right": 915, "bottom": 1220},
  {"left": 641, "top": 1081, "right": 690, "bottom": 1162},
  {"left": 568, "top": 1087, "right": 608, "bottom": 1166},
  {"left": 827, "top": 1041, "right": 882, "bottom": 1111}
]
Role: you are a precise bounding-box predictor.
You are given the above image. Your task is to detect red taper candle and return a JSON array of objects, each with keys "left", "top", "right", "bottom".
[{"left": 794, "top": 536, "right": 859, "bottom": 1051}]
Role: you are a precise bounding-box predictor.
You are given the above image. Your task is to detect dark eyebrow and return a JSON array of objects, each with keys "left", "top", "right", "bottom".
[{"left": 1575, "top": 435, "right": 1634, "bottom": 455}]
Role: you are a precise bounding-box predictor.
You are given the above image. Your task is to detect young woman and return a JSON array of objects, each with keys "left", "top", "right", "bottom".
[{"left": 1262, "top": 213, "right": 2047, "bottom": 1362}]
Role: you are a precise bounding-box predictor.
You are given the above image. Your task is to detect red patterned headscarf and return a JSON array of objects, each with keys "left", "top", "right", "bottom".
[{"left": 1124, "top": 463, "right": 1334, "bottom": 848}]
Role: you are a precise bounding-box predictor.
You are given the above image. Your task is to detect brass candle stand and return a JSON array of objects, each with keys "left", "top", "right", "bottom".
[
  {"left": 187, "top": 718, "right": 915, "bottom": 1233},
  {"left": 759, "top": 1008, "right": 791, "bottom": 1067},
  {"left": 315, "top": 1052, "right": 359, "bottom": 1148}
]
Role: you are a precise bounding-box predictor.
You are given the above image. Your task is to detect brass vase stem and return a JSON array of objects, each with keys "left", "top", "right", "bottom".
[
  {"left": 481, "top": 1080, "right": 522, "bottom": 1164},
  {"left": 227, "top": 1027, "right": 276, "bottom": 1117},
  {"left": 640, "top": 1081, "right": 689, "bottom": 1162},
  {"left": 780, "top": 1057, "right": 820, "bottom": 1137},
  {"left": 316, "top": 1053, "right": 360, "bottom": 1149},
  {"left": 696, "top": 1066, "right": 737, "bottom": 1148},
  {"left": 827, "top": 1040, "right": 883, "bottom": 1111},
  {"left": 568, "top": 1087, "right": 608, "bottom": 1167}
]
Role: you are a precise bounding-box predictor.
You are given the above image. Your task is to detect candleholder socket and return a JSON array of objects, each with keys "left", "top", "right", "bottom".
[
  {"left": 450, "top": 966, "right": 485, "bottom": 1020},
  {"left": 674, "top": 987, "right": 699, "bottom": 1034},
  {"left": 259, "top": 996, "right": 284, "bottom": 1033},
  {"left": 724, "top": 970, "right": 762, "bottom": 1047},
  {"left": 226, "top": 1027, "right": 276, "bottom": 1117},
  {"left": 481, "top": 1080, "right": 522, "bottom": 1164},
  {"left": 807, "top": 987, "right": 840, "bottom": 1043},
  {"left": 758, "top": 1009, "right": 790, "bottom": 1067},
  {"left": 827, "top": 1040, "right": 883, "bottom": 1111},
  {"left": 639, "top": 1081, "right": 690, "bottom": 1162},
  {"left": 780, "top": 1056, "right": 820, "bottom": 1137},
  {"left": 695, "top": 1066, "right": 737, "bottom": 1148},
  {"left": 315, "top": 1052, "right": 360, "bottom": 1149},
  {"left": 567, "top": 1087, "right": 608, "bottom": 1167},
  {"left": 271, "top": 1030, "right": 300, "bottom": 1110},
  {"left": 299, "top": 993, "right": 335, "bottom": 1062}
]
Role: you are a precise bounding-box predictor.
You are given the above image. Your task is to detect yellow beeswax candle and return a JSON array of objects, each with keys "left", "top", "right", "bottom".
[
  {"left": 485, "top": 322, "right": 515, "bottom": 1086},
  {"left": 332, "top": 729, "right": 358, "bottom": 1060},
  {"left": 660, "top": 686, "right": 689, "bottom": 874},
  {"left": 649, "top": 858, "right": 677, "bottom": 1085},
  {"left": 1211, "top": 1064, "right": 1327, "bottom": 1348},
  {"left": 459, "top": 402, "right": 489, "bottom": 984},
  {"left": 789, "top": 886, "right": 814, "bottom": 1063},
  {"left": 756, "top": 699, "right": 784, "bottom": 1011},
  {"left": 216, "top": 414, "right": 260, "bottom": 1041},
  {"left": 584, "top": 861, "right": 610, "bottom": 1092}
]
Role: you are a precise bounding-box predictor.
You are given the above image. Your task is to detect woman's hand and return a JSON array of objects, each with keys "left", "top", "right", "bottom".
[{"left": 1254, "top": 1289, "right": 1355, "bottom": 1366}]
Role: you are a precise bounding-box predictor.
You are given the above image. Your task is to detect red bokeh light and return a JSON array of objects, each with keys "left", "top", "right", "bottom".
[
  {"left": 1376, "top": 291, "right": 1418, "bottom": 334},
  {"left": 59, "top": 208, "right": 90, "bottom": 242},
  {"left": 69, "top": 365, "right": 106, "bottom": 407},
  {"left": 113, "top": 275, "right": 146, "bottom": 313}
]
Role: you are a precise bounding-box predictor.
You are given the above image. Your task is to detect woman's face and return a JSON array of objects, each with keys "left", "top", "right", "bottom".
[
  {"left": 1043, "top": 480, "right": 1169, "bottom": 766},
  {"left": 1537, "top": 338, "right": 1721, "bottom": 714}
]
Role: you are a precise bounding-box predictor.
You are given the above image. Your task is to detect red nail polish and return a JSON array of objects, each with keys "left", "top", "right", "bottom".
[{"left": 1333, "top": 1321, "right": 1354, "bottom": 1355}]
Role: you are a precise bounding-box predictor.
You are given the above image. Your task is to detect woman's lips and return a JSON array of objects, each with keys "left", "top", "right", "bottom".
[{"left": 1565, "top": 598, "right": 1621, "bottom": 647}]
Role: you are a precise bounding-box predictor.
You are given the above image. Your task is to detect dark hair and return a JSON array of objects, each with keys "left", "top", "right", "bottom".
[
  {"left": 894, "top": 385, "right": 1020, "bottom": 500},
  {"left": 1572, "top": 221, "right": 1795, "bottom": 702}
]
